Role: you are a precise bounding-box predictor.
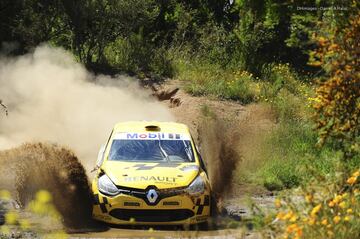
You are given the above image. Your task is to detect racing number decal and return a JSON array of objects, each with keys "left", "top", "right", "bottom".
[
  {"left": 94, "top": 194, "right": 112, "bottom": 213},
  {"left": 193, "top": 195, "right": 210, "bottom": 215}
]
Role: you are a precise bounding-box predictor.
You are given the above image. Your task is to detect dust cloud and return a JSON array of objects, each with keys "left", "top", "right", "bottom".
[{"left": 0, "top": 45, "right": 173, "bottom": 171}]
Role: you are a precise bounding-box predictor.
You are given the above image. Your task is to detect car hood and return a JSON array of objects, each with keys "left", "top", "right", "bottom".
[{"left": 102, "top": 161, "right": 200, "bottom": 189}]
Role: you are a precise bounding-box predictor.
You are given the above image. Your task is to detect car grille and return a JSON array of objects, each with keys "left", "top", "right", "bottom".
[
  {"left": 109, "top": 209, "right": 194, "bottom": 222},
  {"left": 116, "top": 185, "right": 187, "bottom": 205}
]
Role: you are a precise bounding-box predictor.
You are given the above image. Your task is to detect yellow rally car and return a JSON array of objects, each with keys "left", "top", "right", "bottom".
[{"left": 92, "top": 121, "right": 212, "bottom": 225}]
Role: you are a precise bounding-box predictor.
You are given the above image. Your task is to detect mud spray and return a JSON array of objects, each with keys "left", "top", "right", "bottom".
[
  {"left": 197, "top": 115, "right": 240, "bottom": 204},
  {"left": 0, "top": 45, "right": 173, "bottom": 229}
]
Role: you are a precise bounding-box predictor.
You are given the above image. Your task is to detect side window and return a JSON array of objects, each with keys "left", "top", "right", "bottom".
[{"left": 96, "top": 130, "right": 113, "bottom": 167}]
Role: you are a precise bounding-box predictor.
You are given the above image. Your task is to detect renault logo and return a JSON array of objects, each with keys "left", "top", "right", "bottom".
[{"left": 146, "top": 189, "right": 158, "bottom": 204}]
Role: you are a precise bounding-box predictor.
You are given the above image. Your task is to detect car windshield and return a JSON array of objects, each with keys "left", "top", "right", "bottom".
[{"left": 108, "top": 139, "right": 195, "bottom": 162}]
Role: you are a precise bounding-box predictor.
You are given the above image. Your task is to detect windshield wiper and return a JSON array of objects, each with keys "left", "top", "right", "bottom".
[
  {"left": 158, "top": 139, "right": 170, "bottom": 162},
  {"left": 182, "top": 140, "right": 193, "bottom": 162}
]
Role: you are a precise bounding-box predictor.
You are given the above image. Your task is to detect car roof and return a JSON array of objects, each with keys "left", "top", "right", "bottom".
[{"left": 113, "top": 121, "right": 191, "bottom": 134}]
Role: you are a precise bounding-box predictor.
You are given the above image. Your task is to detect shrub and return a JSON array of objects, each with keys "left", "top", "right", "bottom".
[
  {"left": 256, "top": 121, "right": 341, "bottom": 191},
  {"left": 104, "top": 33, "right": 173, "bottom": 78},
  {"left": 264, "top": 169, "right": 360, "bottom": 239},
  {"left": 177, "top": 60, "right": 256, "bottom": 104}
]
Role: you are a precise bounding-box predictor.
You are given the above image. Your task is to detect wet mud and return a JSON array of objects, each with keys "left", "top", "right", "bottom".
[{"left": 0, "top": 143, "right": 93, "bottom": 229}]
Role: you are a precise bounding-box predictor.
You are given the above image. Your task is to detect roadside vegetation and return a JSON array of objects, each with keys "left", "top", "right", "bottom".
[{"left": 1, "top": 0, "right": 359, "bottom": 238}]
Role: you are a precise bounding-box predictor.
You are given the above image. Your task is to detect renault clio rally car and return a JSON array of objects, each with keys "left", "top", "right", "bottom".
[{"left": 92, "top": 121, "right": 212, "bottom": 225}]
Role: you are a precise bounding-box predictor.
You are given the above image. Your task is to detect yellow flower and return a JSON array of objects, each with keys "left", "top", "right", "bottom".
[
  {"left": 333, "top": 215, "right": 341, "bottom": 224},
  {"left": 310, "top": 204, "right": 322, "bottom": 217},
  {"left": 0, "top": 190, "right": 11, "bottom": 200},
  {"left": 339, "top": 201, "right": 346, "bottom": 209},
  {"left": 321, "top": 219, "right": 328, "bottom": 225},
  {"left": 352, "top": 170, "right": 360, "bottom": 177},
  {"left": 283, "top": 211, "right": 294, "bottom": 220},
  {"left": 35, "top": 190, "right": 52, "bottom": 204},
  {"left": 290, "top": 215, "right": 297, "bottom": 222},
  {"left": 286, "top": 223, "right": 299, "bottom": 233},
  {"left": 328, "top": 200, "right": 335, "bottom": 207},
  {"left": 5, "top": 211, "right": 18, "bottom": 225},
  {"left": 308, "top": 217, "right": 316, "bottom": 225},
  {"left": 333, "top": 195, "right": 342, "bottom": 204},
  {"left": 347, "top": 176, "right": 357, "bottom": 185},
  {"left": 341, "top": 193, "right": 349, "bottom": 198},
  {"left": 275, "top": 198, "right": 281, "bottom": 208},
  {"left": 276, "top": 212, "right": 286, "bottom": 220},
  {"left": 305, "top": 194, "right": 313, "bottom": 203},
  {"left": 19, "top": 219, "right": 31, "bottom": 230},
  {"left": 347, "top": 208, "right": 353, "bottom": 214},
  {"left": 344, "top": 216, "right": 351, "bottom": 222}
]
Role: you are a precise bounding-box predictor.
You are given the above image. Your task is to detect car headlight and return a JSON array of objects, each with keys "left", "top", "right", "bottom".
[
  {"left": 186, "top": 175, "right": 205, "bottom": 195},
  {"left": 98, "top": 173, "right": 120, "bottom": 196}
]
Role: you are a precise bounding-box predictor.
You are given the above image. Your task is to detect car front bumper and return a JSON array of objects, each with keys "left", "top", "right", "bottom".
[{"left": 92, "top": 191, "right": 211, "bottom": 225}]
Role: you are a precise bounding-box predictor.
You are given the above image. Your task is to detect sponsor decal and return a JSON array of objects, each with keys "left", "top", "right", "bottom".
[
  {"left": 124, "top": 202, "right": 141, "bottom": 207},
  {"left": 124, "top": 163, "right": 181, "bottom": 171},
  {"left": 163, "top": 201, "right": 180, "bottom": 206},
  {"left": 93, "top": 194, "right": 112, "bottom": 213},
  {"left": 192, "top": 195, "right": 210, "bottom": 215},
  {"left": 124, "top": 175, "right": 177, "bottom": 183},
  {"left": 114, "top": 132, "right": 191, "bottom": 140}
]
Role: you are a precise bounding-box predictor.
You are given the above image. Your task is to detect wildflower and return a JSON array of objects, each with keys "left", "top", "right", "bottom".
[
  {"left": 283, "top": 211, "right": 294, "bottom": 221},
  {"left": 347, "top": 176, "right": 357, "bottom": 185},
  {"left": 5, "top": 211, "right": 18, "bottom": 225},
  {"left": 352, "top": 170, "right": 360, "bottom": 177},
  {"left": 275, "top": 198, "right": 281, "bottom": 208},
  {"left": 290, "top": 215, "right": 297, "bottom": 222},
  {"left": 276, "top": 212, "right": 286, "bottom": 220},
  {"left": 36, "top": 190, "right": 52, "bottom": 204},
  {"left": 308, "top": 217, "right": 316, "bottom": 225},
  {"left": 339, "top": 201, "right": 346, "bottom": 209},
  {"left": 305, "top": 194, "right": 313, "bottom": 203},
  {"left": 0, "top": 190, "right": 11, "bottom": 200},
  {"left": 333, "top": 195, "right": 342, "bottom": 203},
  {"left": 344, "top": 216, "right": 351, "bottom": 222},
  {"left": 333, "top": 215, "right": 341, "bottom": 224},
  {"left": 321, "top": 219, "right": 328, "bottom": 225},
  {"left": 286, "top": 223, "right": 299, "bottom": 233},
  {"left": 19, "top": 219, "right": 31, "bottom": 230},
  {"left": 310, "top": 204, "right": 322, "bottom": 217},
  {"left": 328, "top": 200, "right": 335, "bottom": 207},
  {"left": 347, "top": 208, "right": 353, "bottom": 214}
]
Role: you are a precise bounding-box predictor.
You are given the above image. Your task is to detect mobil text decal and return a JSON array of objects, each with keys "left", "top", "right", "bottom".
[{"left": 114, "top": 132, "right": 191, "bottom": 140}]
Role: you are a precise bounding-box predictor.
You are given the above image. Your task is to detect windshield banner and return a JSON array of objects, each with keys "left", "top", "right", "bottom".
[{"left": 114, "top": 132, "right": 191, "bottom": 141}]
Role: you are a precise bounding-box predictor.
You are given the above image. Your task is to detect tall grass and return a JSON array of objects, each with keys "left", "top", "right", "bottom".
[{"left": 174, "top": 58, "right": 256, "bottom": 104}]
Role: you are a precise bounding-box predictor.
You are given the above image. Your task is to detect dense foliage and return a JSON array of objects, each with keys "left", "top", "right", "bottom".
[
  {"left": 0, "top": 0, "right": 355, "bottom": 76},
  {"left": 311, "top": 14, "right": 360, "bottom": 158}
]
